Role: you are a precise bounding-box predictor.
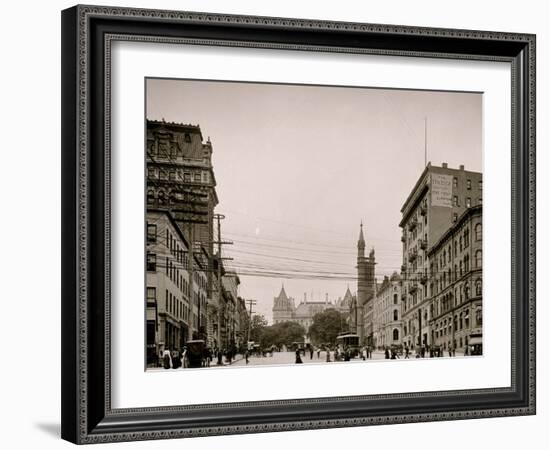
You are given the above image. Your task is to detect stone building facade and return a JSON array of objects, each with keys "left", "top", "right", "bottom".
[
  {"left": 372, "top": 273, "right": 402, "bottom": 349},
  {"left": 351, "top": 223, "right": 376, "bottom": 345},
  {"left": 427, "top": 205, "right": 483, "bottom": 353},
  {"left": 145, "top": 210, "right": 209, "bottom": 365},
  {"left": 272, "top": 286, "right": 353, "bottom": 338},
  {"left": 145, "top": 120, "right": 248, "bottom": 359},
  {"left": 399, "top": 162, "right": 482, "bottom": 350}
]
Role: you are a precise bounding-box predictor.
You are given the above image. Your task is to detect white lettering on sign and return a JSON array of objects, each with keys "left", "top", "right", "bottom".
[{"left": 431, "top": 173, "right": 453, "bottom": 207}]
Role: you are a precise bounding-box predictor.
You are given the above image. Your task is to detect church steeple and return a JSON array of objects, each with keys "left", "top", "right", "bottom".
[{"left": 357, "top": 221, "right": 366, "bottom": 258}]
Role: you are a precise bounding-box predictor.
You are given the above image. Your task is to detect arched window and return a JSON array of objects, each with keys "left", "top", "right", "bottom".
[
  {"left": 476, "top": 279, "right": 482, "bottom": 296},
  {"left": 394, "top": 293, "right": 398, "bottom": 304},
  {"left": 464, "top": 283, "right": 470, "bottom": 300},
  {"left": 464, "top": 254, "right": 470, "bottom": 272},
  {"left": 393, "top": 310, "right": 399, "bottom": 321},
  {"left": 475, "top": 223, "right": 482, "bottom": 241},
  {"left": 393, "top": 329, "right": 399, "bottom": 341},
  {"left": 476, "top": 250, "right": 482, "bottom": 268}
]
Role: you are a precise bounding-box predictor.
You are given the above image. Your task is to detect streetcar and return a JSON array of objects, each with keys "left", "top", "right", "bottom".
[{"left": 336, "top": 333, "right": 360, "bottom": 357}]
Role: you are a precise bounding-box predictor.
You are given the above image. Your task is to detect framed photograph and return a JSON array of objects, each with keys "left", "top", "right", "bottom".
[{"left": 61, "top": 5, "right": 536, "bottom": 444}]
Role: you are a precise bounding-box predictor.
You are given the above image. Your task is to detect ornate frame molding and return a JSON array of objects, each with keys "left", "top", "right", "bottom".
[{"left": 61, "top": 5, "right": 535, "bottom": 444}]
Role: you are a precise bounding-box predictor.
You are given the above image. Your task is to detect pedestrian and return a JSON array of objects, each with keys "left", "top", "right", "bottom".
[
  {"left": 317, "top": 348, "right": 321, "bottom": 359},
  {"left": 245, "top": 349, "right": 249, "bottom": 364},
  {"left": 295, "top": 348, "right": 303, "bottom": 364},
  {"left": 208, "top": 347, "right": 212, "bottom": 367},
  {"left": 449, "top": 347, "right": 452, "bottom": 357},
  {"left": 326, "top": 349, "right": 331, "bottom": 362},
  {"left": 310, "top": 347, "right": 314, "bottom": 359},
  {"left": 162, "top": 349, "right": 172, "bottom": 369},
  {"left": 404, "top": 346, "right": 410, "bottom": 359},
  {"left": 361, "top": 347, "right": 366, "bottom": 361},
  {"left": 171, "top": 350, "right": 181, "bottom": 369},
  {"left": 181, "top": 346, "right": 188, "bottom": 368},
  {"left": 384, "top": 348, "right": 390, "bottom": 359}
]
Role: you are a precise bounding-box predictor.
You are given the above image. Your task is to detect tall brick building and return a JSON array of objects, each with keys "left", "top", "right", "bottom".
[{"left": 399, "top": 162, "right": 482, "bottom": 350}]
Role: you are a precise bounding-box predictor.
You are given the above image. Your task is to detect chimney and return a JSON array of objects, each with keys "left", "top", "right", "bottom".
[
  {"left": 459, "top": 164, "right": 465, "bottom": 170},
  {"left": 442, "top": 162, "right": 448, "bottom": 168}
]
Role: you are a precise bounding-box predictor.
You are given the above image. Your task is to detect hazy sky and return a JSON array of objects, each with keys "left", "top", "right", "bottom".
[{"left": 146, "top": 78, "right": 482, "bottom": 322}]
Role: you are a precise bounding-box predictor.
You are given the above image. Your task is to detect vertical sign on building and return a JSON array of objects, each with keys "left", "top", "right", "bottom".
[{"left": 430, "top": 173, "right": 453, "bottom": 207}]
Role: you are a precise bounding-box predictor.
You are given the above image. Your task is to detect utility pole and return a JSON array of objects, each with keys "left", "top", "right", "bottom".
[
  {"left": 245, "top": 299, "right": 257, "bottom": 343},
  {"left": 213, "top": 213, "right": 233, "bottom": 349}
]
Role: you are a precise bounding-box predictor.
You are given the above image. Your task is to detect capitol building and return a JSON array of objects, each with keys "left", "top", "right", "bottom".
[{"left": 272, "top": 285, "right": 354, "bottom": 332}]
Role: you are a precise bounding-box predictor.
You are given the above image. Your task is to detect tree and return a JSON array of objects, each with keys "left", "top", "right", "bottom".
[
  {"left": 259, "top": 321, "right": 306, "bottom": 349},
  {"left": 308, "top": 308, "right": 344, "bottom": 346},
  {"left": 248, "top": 314, "right": 268, "bottom": 343}
]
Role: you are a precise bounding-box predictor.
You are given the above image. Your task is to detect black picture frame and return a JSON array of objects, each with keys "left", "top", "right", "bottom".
[{"left": 61, "top": 4, "right": 536, "bottom": 444}]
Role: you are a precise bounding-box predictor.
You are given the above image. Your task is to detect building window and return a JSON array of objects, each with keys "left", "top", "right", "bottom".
[
  {"left": 147, "top": 252, "right": 156, "bottom": 272},
  {"left": 479, "top": 180, "right": 483, "bottom": 191},
  {"left": 146, "top": 224, "right": 157, "bottom": 243},
  {"left": 184, "top": 133, "right": 191, "bottom": 143},
  {"left": 453, "top": 177, "right": 458, "bottom": 188},
  {"left": 147, "top": 190, "right": 155, "bottom": 205},
  {"left": 467, "top": 179, "right": 471, "bottom": 190},
  {"left": 478, "top": 197, "right": 483, "bottom": 205},
  {"left": 475, "top": 223, "right": 482, "bottom": 241},
  {"left": 169, "top": 170, "right": 176, "bottom": 181},
  {"left": 466, "top": 197, "right": 471, "bottom": 208},
  {"left": 147, "top": 167, "right": 155, "bottom": 179},
  {"left": 393, "top": 310, "right": 399, "bottom": 321},
  {"left": 158, "top": 190, "right": 166, "bottom": 205},
  {"left": 393, "top": 329, "right": 399, "bottom": 341},
  {"left": 476, "top": 279, "right": 482, "bottom": 296},
  {"left": 453, "top": 196, "right": 459, "bottom": 206},
  {"left": 194, "top": 173, "right": 201, "bottom": 182},
  {"left": 146, "top": 287, "right": 156, "bottom": 303},
  {"left": 393, "top": 293, "right": 398, "bottom": 305},
  {"left": 476, "top": 250, "right": 482, "bottom": 268},
  {"left": 453, "top": 212, "right": 458, "bottom": 222}
]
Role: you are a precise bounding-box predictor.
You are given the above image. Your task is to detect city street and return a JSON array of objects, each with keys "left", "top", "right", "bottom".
[
  {"left": 148, "top": 348, "right": 469, "bottom": 371},
  {"left": 231, "top": 350, "right": 386, "bottom": 367}
]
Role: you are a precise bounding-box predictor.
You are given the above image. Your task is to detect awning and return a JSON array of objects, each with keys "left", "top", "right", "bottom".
[{"left": 469, "top": 337, "right": 482, "bottom": 345}]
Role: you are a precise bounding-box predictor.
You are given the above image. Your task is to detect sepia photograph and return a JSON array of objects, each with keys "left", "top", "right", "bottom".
[{"left": 144, "top": 78, "right": 483, "bottom": 370}]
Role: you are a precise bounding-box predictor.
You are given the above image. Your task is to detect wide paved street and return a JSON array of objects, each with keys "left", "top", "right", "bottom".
[{"left": 231, "top": 350, "right": 386, "bottom": 367}]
